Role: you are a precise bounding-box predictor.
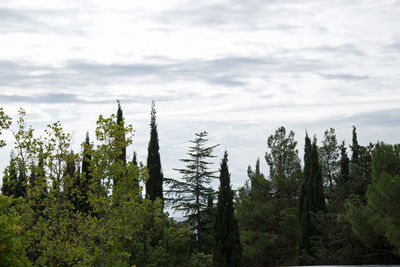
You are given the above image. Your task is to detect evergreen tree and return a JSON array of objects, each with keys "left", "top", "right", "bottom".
[
  {"left": 79, "top": 132, "right": 92, "bottom": 214},
  {"left": 213, "top": 151, "right": 242, "bottom": 267},
  {"left": 298, "top": 134, "right": 326, "bottom": 265},
  {"left": 351, "top": 126, "right": 359, "bottom": 163},
  {"left": 132, "top": 151, "right": 137, "bottom": 167},
  {"left": 1, "top": 153, "right": 17, "bottom": 196},
  {"left": 337, "top": 141, "right": 350, "bottom": 203},
  {"left": 15, "top": 165, "right": 27, "bottom": 198},
  {"left": 146, "top": 101, "right": 164, "bottom": 203},
  {"left": 116, "top": 100, "right": 126, "bottom": 166},
  {"left": 265, "top": 126, "right": 302, "bottom": 201},
  {"left": 343, "top": 142, "right": 400, "bottom": 263},
  {"left": 165, "top": 131, "right": 219, "bottom": 253},
  {"left": 319, "top": 128, "right": 339, "bottom": 190}
]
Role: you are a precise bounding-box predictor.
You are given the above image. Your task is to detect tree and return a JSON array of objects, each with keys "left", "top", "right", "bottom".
[
  {"left": 165, "top": 131, "right": 219, "bottom": 253},
  {"left": 116, "top": 100, "right": 126, "bottom": 166},
  {"left": 146, "top": 101, "right": 164, "bottom": 204},
  {"left": 298, "top": 134, "right": 326, "bottom": 265},
  {"left": 344, "top": 143, "right": 400, "bottom": 262},
  {"left": 213, "top": 151, "right": 242, "bottom": 267},
  {"left": 237, "top": 127, "right": 301, "bottom": 266},
  {"left": 1, "top": 153, "right": 18, "bottom": 197},
  {"left": 265, "top": 126, "right": 302, "bottom": 201},
  {"left": 319, "top": 128, "right": 339, "bottom": 190},
  {"left": 78, "top": 132, "right": 92, "bottom": 214}
]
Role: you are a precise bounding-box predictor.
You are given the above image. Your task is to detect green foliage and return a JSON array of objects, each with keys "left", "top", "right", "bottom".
[
  {"left": 166, "top": 131, "right": 219, "bottom": 253},
  {"left": 213, "top": 151, "right": 242, "bottom": 267},
  {"left": 190, "top": 252, "right": 213, "bottom": 267},
  {"left": 146, "top": 101, "right": 164, "bottom": 204},
  {"left": 265, "top": 126, "right": 302, "bottom": 200},
  {"left": 237, "top": 127, "right": 301, "bottom": 267},
  {"left": 319, "top": 128, "right": 339, "bottom": 190},
  {"left": 345, "top": 143, "right": 400, "bottom": 257},
  {"left": 0, "top": 195, "right": 31, "bottom": 266},
  {"left": 0, "top": 107, "right": 12, "bottom": 148},
  {"left": 298, "top": 134, "right": 326, "bottom": 265}
]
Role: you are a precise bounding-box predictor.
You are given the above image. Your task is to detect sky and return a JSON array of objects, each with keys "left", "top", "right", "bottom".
[{"left": 0, "top": 0, "right": 400, "bottom": 192}]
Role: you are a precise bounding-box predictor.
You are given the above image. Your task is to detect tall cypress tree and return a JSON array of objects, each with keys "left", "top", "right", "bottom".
[
  {"left": 79, "top": 132, "right": 92, "bottom": 214},
  {"left": 351, "top": 126, "right": 359, "bottom": 163},
  {"left": 116, "top": 100, "right": 126, "bottom": 166},
  {"left": 337, "top": 141, "right": 350, "bottom": 202},
  {"left": 146, "top": 101, "right": 163, "bottom": 203},
  {"left": 298, "top": 134, "right": 326, "bottom": 265},
  {"left": 213, "top": 151, "right": 242, "bottom": 267}
]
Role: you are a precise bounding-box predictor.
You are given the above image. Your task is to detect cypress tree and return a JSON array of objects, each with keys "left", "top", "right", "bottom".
[
  {"left": 351, "top": 126, "right": 359, "bottom": 163},
  {"left": 132, "top": 151, "right": 137, "bottom": 167},
  {"left": 116, "top": 100, "right": 126, "bottom": 166},
  {"left": 80, "top": 132, "right": 92, "bottom": 214},
  {"left": 146, "top": 101, "right": 164, "bottom": 203},
  {"left": 213, "top": 151, "right": 242, "bottom": 267},
  {"left": 15, "top": 166, "right": 27, "bottom": 198},
  {"left": 298, "top": 134, "right": 326, "bottom": 265},
  {"left": 337, "top": 141, "right": 350, "bottom": 202}
]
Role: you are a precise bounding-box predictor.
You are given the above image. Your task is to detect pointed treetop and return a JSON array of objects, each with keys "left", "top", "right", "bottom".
[
  {"left": 150, "top": 100, "right": 156, "bottom": 127},
  {"left": 85, "top": 131, "right": 90, "bottom": 144},
  {"left": 255, "top": 158, "right": 260, "bottom": 176},
  {"left": 132, "top": 151, "right": 137, "bottom": 166}
]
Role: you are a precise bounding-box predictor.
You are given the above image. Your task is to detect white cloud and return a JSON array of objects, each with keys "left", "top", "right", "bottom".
[{"left": 0, "top": 0, "right": 400, "bottom": 188}]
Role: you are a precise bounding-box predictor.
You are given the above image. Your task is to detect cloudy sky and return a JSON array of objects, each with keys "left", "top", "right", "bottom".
[{"left": 1, "top": 0, "right": 400, "bottom": 191}]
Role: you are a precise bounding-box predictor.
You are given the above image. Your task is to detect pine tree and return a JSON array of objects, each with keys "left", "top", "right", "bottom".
[
  {"left": 213, "top": 151, "right": 242, "bottom": 267},
  {"left": 146, "top": 101, "right": 164, "bottom": 203},
  {"left": 165, "top": 131, "right": 219, "bottom": 252},
  {"left": 319, "top": 128, "right": 339, "bottom": 190},
  {"left": 298, "top": 134, "right": 326, "bottom": 265}
]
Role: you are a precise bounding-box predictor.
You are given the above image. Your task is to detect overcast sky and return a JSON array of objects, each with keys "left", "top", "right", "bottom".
[{"left": 1, "top": 0, "right": 400, "bottom": 192}]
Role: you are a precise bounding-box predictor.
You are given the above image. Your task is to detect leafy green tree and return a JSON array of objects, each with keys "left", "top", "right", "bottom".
[
  {"left": 166, "top": 131, "right": 219, "bottom": 253},
  {"left": 213, "top": 151, "right": 242, "bottom": 267},
  {"left": 146, "top": 101, "right": 164, "bottom": 204},
  {"left": 298, "top": 134, "right": 326, "bottom": 265},
  {"left": 0, "top": 107, "right": 12, "bottom": 148},
  {"left": 0, "top": 195, "right": 31, "bottom": 266}
]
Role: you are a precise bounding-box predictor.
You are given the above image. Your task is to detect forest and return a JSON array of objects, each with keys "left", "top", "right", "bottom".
[{"left": 0, "top": 102, "right": 399, "bottom": 267}]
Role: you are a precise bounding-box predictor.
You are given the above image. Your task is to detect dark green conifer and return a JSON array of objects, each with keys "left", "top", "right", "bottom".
[
  {"left": 132, "top": 151, "right": 137, "bottom": 167},
  {"left": 1, "top": 153, "right": 17, "bottom": 196},
  {"left": 337, "top": 141, "right": 350, "bottom": 202},
  {"left": 79, "top": 132, "right": 92, "bottom": 213},
  {"left": 165, "top": 131, "right": 219, "bottom": 252},
  {"left": 213, "top": 151, "right": 242, "bottom": 267},
  {"left": 116, "top": 100, "right": 126, "bottom": 166},
  {"left": 298, "top": 134, "right": 326, "bottom": 265},
  {"left": 351, "top": 126, "right": 359, "bottom": 163},
  {"left": 146, "top": 101, "right": 164, "bottom": 203}
]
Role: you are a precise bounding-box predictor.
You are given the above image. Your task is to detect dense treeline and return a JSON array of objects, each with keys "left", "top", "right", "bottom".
[{"left": 0, "top": 104, "right": 399, "bottom": 266}]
